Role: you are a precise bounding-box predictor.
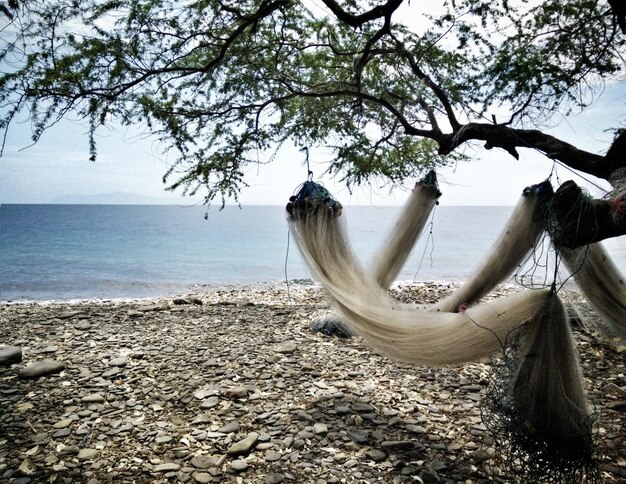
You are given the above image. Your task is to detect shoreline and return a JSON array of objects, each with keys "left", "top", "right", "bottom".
[
  {"left": 1, "top": 284, "right": 623, "bottom": 483},
  {"left": 0, "top": 278, "right": 550, "bottom": 306}
]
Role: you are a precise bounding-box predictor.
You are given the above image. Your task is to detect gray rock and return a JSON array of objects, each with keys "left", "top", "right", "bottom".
[
  {"left": 218, "top": 422, "right": 240, "bottom": 434},
  {"left": 58, "top": 310, "right": 84, "bottom": 319},
  {"left": 265, "top": 451, "right": 282, "bottom": 462},
  {"left": 109, "top": 357, "right": 128, "bottom": 367},
  {"left": 200, "top": 396, "right": 219, "bottom": 409},
  {"left": 230, "top": 460, "right": 249, "bottom": 472},
  {"left": 17, "top": 458, "right": 35, "bottom": 477},
  {"left": 18, "top": 359, "right": 65, "bottom": 379},
  {"left": 223, "top": 386, "right": 248, "bottom": 399},
  {"left": 381, "top": 441, "right": 415, "bottom": 450},
  {"left": 52, "top": 428, "right": 71, "bottom": 438},
  {"left": 0, "top": 345, "right": 22, "bottom": 366},
  {"left": 53, "top": 419, "right": 73, "bottom": 429},
  {"left": 154, "top": 463, "right": 181, "bottom": 472},
  {"left": 78, "top": 449, "right": 98, "bottom": 460},
  {"left": 265, "top": 473, "right": 285, "bottom": 484},
  {"left": 190, "top": 455, "right": 219, "bottom": 469},
  {"left": 313, "top": 423, "right": 328, "bottom": 435},
  {"left": 40, "top": 345, "right": 58, "bottom": 353},
  {"left": 127, "top": 310, "right": 143, "bottom": 318},
  {"left": 366, "top": 449, "right": 387, "bottom": 462},
  {"left": 274, "top": 343, "right": 297, "bottom": 354},
  {"left": 406, "top": 424, "right": 426, "bottom": 434},
  {"left": 74, "top": 321, "right": 92, "bottom": 330},
  {"left": 82, "top": 393, "right": 105, "bottom": 403},
  {"left": 227, "top": 432, "right": 259, "bottom": 455},
  {"left": 192, "top": 472, "right": 212, "bottom": 484}
]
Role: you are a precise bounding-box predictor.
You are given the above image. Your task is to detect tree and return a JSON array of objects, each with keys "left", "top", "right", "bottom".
[{"left": 1, "top": 0, "right": 625, "bottom": 246}]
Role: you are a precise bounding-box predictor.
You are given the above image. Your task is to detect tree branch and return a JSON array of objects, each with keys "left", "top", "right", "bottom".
[
  {"left": 437, "top": 123, "right": 624, "bottom": 181},
  {"left": 319, "top": 0, "right": 404, "bottom": 28}
]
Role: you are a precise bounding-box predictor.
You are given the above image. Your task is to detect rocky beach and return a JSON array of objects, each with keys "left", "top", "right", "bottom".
[{"left": 1, "top": 283, "right": 624, "bottom": 483}]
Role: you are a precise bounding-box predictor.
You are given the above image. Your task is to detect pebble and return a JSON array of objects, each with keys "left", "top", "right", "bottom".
[
  {"left": 0, "top": 345, "right": 22, "bottom": 366},
  {"left": 82, "top": 393, "right": 105, "bottom": 403},
  {"left": 230, "top": 460, "right": 249, "bottom": 472},
  {"left": 365, "top": 449, "right": 387, "bottom": 462},
  {"left": 154, "top": 463, "right": 181, "bottom": 472},
  {"left": 200, "top": 396, "right": 219, "bottom": 409},
  {"left": 227, "top": 433, "right": 259, "bottom": 455},
  {"left": 0, "top": 287, "right": 623, "bottom": 484},
  {"left": 265, "top": 473, "right": 285, "bottom": 483},
  {"left": 192, "top": 472, "right": 212, "bottom": 483},
  {"left": 17, "top": 359, "right": 65, "bottom": 379},
  {"left": 77, "top": 449, "right": 98, "bottom": 460}
]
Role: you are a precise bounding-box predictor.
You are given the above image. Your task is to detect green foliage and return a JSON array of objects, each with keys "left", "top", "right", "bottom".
[{"left": 0, "top": 0, "right": 623, "bottom": 203}]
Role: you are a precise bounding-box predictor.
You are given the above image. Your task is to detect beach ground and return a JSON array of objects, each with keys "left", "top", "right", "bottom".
[{"left": 1, "top": 283, "right": 624, "bottom": 483}]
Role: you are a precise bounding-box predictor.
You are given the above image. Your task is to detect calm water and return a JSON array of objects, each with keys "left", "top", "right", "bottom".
[{"left": 1, "top": 204, "right": 624, "bottom": 301}]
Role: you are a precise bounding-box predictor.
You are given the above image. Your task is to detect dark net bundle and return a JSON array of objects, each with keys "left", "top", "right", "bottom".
[
  {"left": 482, "top": 293, "right": 599, "bottom": 483},
  {"left": 286, "top": 181, "right": 342, "bottom": 220}
]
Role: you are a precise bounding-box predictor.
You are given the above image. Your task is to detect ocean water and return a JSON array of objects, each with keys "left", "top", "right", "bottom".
[{"left": 1, "top": 204, "right": 624, "bottom": 302}]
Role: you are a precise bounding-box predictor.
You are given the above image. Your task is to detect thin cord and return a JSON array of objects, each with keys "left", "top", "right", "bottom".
[
  {"left": 284, "top": 225, "right": 292, "bottom": 304},
  {"left": 552, "top": 160, "right": 610, "bottom": 195},
  {"left": 412, "top": 205, "right": 437, "bottom": 282}
]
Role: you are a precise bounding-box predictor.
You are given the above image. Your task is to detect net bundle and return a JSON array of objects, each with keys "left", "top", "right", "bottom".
[{"left": 285, "top": 174, "right": 609, "bottom": 482}]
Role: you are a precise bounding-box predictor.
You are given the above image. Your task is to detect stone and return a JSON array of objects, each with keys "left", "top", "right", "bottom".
[
  {"left": 58, "top": 310, "right": 84, "bottom": 319},
  {"left": 265, "top": 473, "right": 285, "bottom": 484},
  {"left": 230, "top": 460, "right": 248, "bottom": 472},
  {"left": 200, "top": 396, "right": 219, "bottom": 409},
  {"left": 74, "top": 321, "right": 92, "bottom": 330},
  {"left": 82, "top": 393, "right": 105, "bottom": 403},
  {"left": 154, "top": 463, "right": 181, "bottom": 472},
  {"left": 78, "top": 449, "right": 99, "bottom": 460},
  {"left": 52, "top": 428, "right": 71, "bottom": 438},
  {"left": 265, "top": 451, "right": 282, "bottom": 462},
  {"left": 53, "top": 419, "right": 73, "bottom": 429},
  {"left": 274, "top": 343, "right": 297, "bottom": 354},
  {"left": 0, "top": 346, "right": 22, "bottom": 366},
  {"left": 17, "top": 458, "right": 35, "bottom": 477},
  {"left": 18, "top": 360, "right": 65, "bottom": 379},
  {"left": 218, "top": 422, "right": 240, "bottom": 434},
  {"left": 224, "top": 386, "right": 248, "bottom": 399},
  {"left": 227, "top": 433, "right": 259, "bottom": 455},
  {"left": 190, "top": 455, "right": 218, "bottom": 469},
  {"left": 313, "top": 422, "right": 328, "bottom": 435},
  {"left": 406, "top": 424, "right": 426, "bottom": 434},
  {"left": 109, "top": 357, "right": 128, "bottom": 367},
  {"left": 365, "top": 449, "right": 387, "bottom": 462},
  {"left": 192, "top": 472, "right": 212, "bottom": 483},
  {"left": 605, "top": 400, "right": 626, "bottom": 410}
]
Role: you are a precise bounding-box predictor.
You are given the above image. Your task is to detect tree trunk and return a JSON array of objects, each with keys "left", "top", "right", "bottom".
[{"left": 551, "top": 180, "right": 626, "bottom": 249}]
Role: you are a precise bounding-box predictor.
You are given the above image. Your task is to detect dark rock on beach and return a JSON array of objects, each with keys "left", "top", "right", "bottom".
[
  {"left": 17, "top": 359, "right": 65, "bottom": 379},
  {"left": 0, "top": 345, "right": 22, "bottom": 366}
]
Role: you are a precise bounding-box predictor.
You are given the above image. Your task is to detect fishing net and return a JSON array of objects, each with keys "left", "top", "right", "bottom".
[
  {"left": 561, "top": 243, "right": 626, "bottom": 339},
  {"left": 433, "top": 181, "right": 552, "bottom": 313},
  {"left": 372, "top": 171, "right": 441, "bottom": 288},
  {"left": 286, "top": 177, "right": 597, "bottom": 482},
  {"left": 482, "top": 293, "right": 598, "bottom": 482}
]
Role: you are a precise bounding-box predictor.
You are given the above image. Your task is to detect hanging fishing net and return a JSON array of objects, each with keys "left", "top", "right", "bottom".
[{"left": 285, "top": 175, "right": 599, "bottom": 482}]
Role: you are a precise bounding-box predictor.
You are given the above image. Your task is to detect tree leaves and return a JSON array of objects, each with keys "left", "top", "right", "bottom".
[{"left": 0, "top": 0, "right": 623, "bottom": 204}]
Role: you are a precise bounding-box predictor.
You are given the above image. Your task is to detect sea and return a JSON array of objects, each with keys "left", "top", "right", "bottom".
[{"left": 1, "top": 204, "right": 624, "bottom": 302}]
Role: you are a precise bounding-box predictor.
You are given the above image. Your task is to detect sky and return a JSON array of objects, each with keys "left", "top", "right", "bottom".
[{"left": 0, "top": 1, "right": 625, "bottom": 207}]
